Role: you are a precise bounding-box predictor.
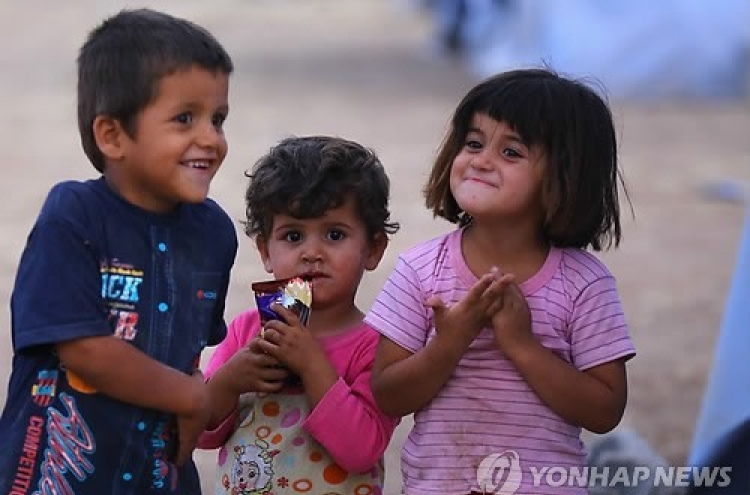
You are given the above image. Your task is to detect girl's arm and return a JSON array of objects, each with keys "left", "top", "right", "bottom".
[
  {"left": 370, "top": 330, "right": 473, "bottom": 417},
  {"left": 371, "top": 271, "right": 512, "bottom": 416},
  {"left": 303, "top": 337, "right": 400, "bottom": 474},
  {"left": 504, "top": 341, "right": 628, "bottom": 433},
  {"left": 493, "top": 278, "right": 633, "bottom": 433}
]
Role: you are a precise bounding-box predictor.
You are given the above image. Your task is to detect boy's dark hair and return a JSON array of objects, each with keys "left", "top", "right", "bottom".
[
  {"left": 244, "top": 136, "right": 400, "bottom": 241},
  {"left": 424, "top": 68, "right": 629, "bottom": 251},
  {"left": 77, "top": 8, "right": 234, "bottom": 173}
]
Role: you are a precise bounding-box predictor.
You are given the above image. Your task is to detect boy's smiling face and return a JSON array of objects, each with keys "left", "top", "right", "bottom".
[
  {"left": 256, "top": 195, "right": 386, "bottom": 315},
  {"left": 101, "top": 65, "right": 229, "bottom": 213}
]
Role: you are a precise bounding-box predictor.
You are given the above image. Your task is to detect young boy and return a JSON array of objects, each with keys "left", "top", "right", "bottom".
[
  {"left": 0, "top": 9, "right": 236, "bottom": 495},
  {"left": 197, "top": 136, "right": 401, "bottom": 495}
]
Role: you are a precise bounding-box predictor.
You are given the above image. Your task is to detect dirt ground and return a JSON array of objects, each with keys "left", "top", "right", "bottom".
[{"left": 1, "top": 1, "right": 749, "bottom": 494}]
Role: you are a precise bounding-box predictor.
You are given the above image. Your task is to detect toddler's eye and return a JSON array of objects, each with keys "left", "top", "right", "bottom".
[
  {"left": 284, "top": 231, "right": 302, "bottom": 243},
  {"left": 465, "top": 140, "right": 483, "bottom": 150},
  {"left": 327, "top": 230, "right": 345, "bottom": 241}
]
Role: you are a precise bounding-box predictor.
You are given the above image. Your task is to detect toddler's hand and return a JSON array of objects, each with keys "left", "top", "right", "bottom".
[
  {"left": 258, "top": 303, "right": 328, "bottom": 379},
  {"left": 222, "top": 337, "right": 289, "bottom": 395}
]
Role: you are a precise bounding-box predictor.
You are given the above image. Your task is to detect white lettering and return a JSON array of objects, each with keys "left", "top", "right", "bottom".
[
  {"left": 588, "top": 466, "right": 609, "bottom": 487},
  {"left": 529, "top": 466, "right": 547, "bottom": 486},
  {"left": 546, "top": 467, "right": 566, "bottom": 487}
]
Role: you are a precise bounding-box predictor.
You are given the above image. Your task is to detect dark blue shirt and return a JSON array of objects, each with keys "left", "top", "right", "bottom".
[{"left": 0, "top": 178, "right": 237, "bottom": 495}]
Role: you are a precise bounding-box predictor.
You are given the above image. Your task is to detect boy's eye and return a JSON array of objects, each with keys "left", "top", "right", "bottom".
[
  {"left": 174, "top": 112, "right": 193, "bottom": 125},
  {"left": 283, "top": 231, "right": 302, "bottom": 243},
  {"left": 212, "top": 112, "right": 227, "bottom": 128},
  {"left": 327, "top": 230, "right": 345, "bottom": 241}
]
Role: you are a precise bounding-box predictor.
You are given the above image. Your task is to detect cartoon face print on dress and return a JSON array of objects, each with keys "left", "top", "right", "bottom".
[{"left": 223, "top": 440, "right": 279, "bottom": 495}]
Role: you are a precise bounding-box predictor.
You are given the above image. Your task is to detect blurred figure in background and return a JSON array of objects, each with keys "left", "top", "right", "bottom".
[{"left": 412, "top": 0, "right": 749, "bottom": 100}]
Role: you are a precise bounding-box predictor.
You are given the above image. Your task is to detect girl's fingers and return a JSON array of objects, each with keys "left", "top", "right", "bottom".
[
  {"left": 425, "top": 295, "right": 446, "bottom": 312},
  {"left": 485, "top": 296, "right": 505, "bottom": 316}
]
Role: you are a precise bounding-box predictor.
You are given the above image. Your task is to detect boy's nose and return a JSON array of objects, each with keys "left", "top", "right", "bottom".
[{"left": 196, "top": 121, "right": 224, "bottom": 149}]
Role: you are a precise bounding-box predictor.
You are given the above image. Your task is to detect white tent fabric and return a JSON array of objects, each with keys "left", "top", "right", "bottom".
[{"left": 421, "top": 0, "right": 749, "bottom": 99}]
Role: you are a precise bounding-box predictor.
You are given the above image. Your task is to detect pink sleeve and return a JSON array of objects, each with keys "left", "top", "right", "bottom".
[
  {"left": 302, "top": 334, "right": 400, "bottom": 473},
  {"left": 570, "top": 276, "right": 636, "bottom": 370},
  {"left": 202, "top": 310, "right": 261, "bottom": 378},
  {"left": 198, "top": 311, "right": 261, "bottom": 449},
  {"left": 364, "top": 256, "right": 431, "bottom": 353},
  {"left": 198, "top": 409, "right": 239, "bottom": 450}
]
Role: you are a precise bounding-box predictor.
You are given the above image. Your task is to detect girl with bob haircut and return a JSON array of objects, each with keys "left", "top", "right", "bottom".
[{"left": 365, "top": 68, "right": 636, "bottom": 495}]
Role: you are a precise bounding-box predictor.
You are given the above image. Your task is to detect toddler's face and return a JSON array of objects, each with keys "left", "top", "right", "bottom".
[
  {"left": 107, "top": 65, "right": 230, "bottom": 213},
  {"left": 255, "top": 195, "right": 385, "bottom": 312}
]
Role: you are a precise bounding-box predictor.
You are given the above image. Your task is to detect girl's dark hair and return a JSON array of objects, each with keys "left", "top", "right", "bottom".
[
  {"left": 424, "top": 68, "right": 630, "bottom": 251},
  {"left": 77, "top": 9, "right": 233, "bottom": 172},
  {"left": 244, "top": 136, "right": 399, "bottom": 241}
]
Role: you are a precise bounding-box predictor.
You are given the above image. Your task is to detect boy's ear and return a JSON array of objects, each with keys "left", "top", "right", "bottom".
[
  {"left": 255, "top": 236, "right": 274, "bottom": 273},
  {"left": 364, "top": 231, "right": 388, "bottom": 272},
  {"left": 92, "top": 115, "right": 127, "bottom": 162}
]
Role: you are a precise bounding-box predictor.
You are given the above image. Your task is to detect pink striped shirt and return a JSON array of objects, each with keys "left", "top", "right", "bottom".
[{"left": 365, "top": 228, "right": 635, "bottom": 495}]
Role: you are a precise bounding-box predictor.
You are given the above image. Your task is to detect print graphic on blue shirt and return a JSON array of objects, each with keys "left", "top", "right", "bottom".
[
  {"left": 151, "top": 421, "right": 178, "bottom": 491},
  {"left": 36, "top": 393, "right": 95, "bottom": 494},
  {"left": 101, "top": 262, "right": 144, "bottom": 342},
  {"left": 31, "top": 370, "right": 58, "bottom": 407},
  {"left": 101, "top": 263, "right": 143, "bottom": 303}
]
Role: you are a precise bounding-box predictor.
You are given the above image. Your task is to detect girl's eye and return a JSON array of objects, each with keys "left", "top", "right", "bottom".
[
  {"left": 502, "top": 148, "right": 523, "bottom": 158},
  {"left": 174, "top": 112, "right": 193, "bottom": 125},
  {"left": 283, "top": 231, "right": 302, "bottom": 243},
  {"left": 465, "top": 140, "right": 482, "bottom": 150},
  {"left": 327, "top": 230, "right": 345, "bottom": 241}
]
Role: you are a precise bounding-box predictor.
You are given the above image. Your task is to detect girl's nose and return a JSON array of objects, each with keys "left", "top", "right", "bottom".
[{"left": 470, "top": 151, "right": 493, "bottom": 170}]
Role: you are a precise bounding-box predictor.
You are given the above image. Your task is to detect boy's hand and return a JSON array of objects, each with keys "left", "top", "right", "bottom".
[
  {"left": 490, "top": 281, "right": 534, "bottom": 356},
  {"left": 427, "top": 268, "right": 515, "bottom": 344},
  {"left": 258, "top": 303, "right": 328, "bottom": 378},
  {"left": 218, "top": 337, "right": 289, "bottom": 395},
  {"left": 173, "top": 370, "right": 210, "bottom": 466}
]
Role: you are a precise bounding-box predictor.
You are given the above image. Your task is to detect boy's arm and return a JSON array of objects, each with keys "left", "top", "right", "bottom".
[
  {"left": 56, "top": 335, "right": 207, "bottom": 417},
  {"left": 302, "top": 340, "right": 400, "bottom": 474}
]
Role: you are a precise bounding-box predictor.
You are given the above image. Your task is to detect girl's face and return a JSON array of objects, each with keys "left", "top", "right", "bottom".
[
  {"left": 449, "top": 113, "right": 546, "bottom": 225},
  {"left": 255, "top": 195, "right": 386, "bottom": 313}
]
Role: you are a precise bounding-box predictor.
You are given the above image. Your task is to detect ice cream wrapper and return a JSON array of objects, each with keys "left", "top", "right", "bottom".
[
  {"left": 251, "top": 277, "right": 312, "bottom": 388},
  {"left": 251, "top": 277, "right": 312, "bottom": 325}
]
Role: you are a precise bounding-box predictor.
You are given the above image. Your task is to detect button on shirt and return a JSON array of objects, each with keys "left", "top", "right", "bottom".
[{"left": 0, "top": 178, "right": 237, "bottom": 495}]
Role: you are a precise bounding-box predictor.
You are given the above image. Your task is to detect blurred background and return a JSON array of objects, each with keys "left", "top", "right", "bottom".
[{"left": 0, "top": 1, "right": 748, "bottom": 493}]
